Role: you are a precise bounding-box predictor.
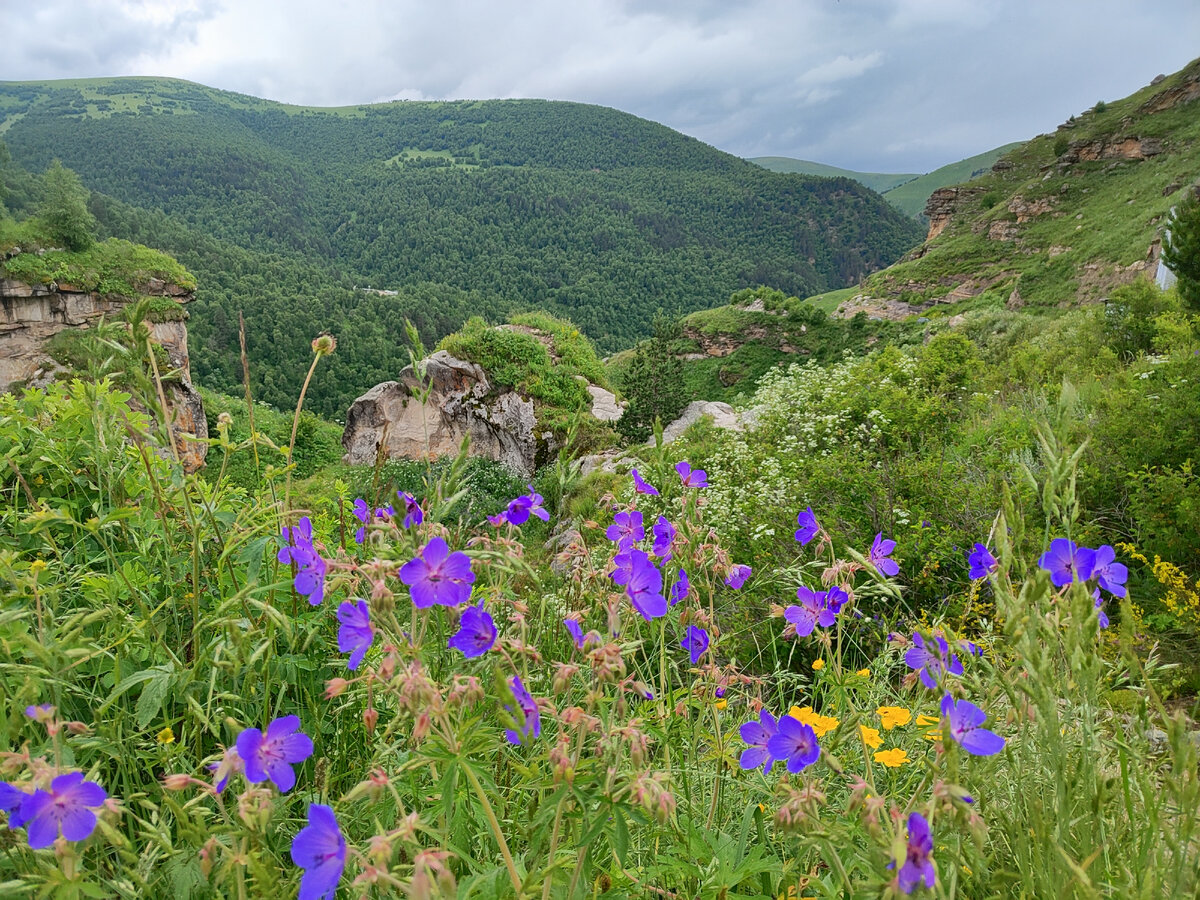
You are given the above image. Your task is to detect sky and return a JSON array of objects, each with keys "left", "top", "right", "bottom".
[{"left": 2, "top": 0, "right": 1198, "bottom": 173}]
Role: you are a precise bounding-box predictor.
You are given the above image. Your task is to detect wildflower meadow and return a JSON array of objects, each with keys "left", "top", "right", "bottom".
[{"left": 1, "top": 338, "right": 1198, "bottom": 899}]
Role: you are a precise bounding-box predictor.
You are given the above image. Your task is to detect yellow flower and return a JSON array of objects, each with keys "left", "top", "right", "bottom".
[
  {"left": 714, "top": 699, "right": 727, "bottom": 710},
  {"left": 789, "top": 705, "right": 839, "bottom": 737},
  {"left": 873, "top": 747, "right": 909, "bottom": 768},
  {"left": 156, "top": 727, "right": 176, "bottom": 745},
  {"left": 859, "top": 724, "right": 883, "bottom": 749},
  {"left": 915, "top": 714, "right": 939, "bottom": 726},
  {"left": 811, "top": 659, "right": 825, "bottom": 671},
  {"left": 876, "top": 706, "right": 912, "bottom": 730},
  {"left": 30, "top": 559, "right": 47, "bottom": 574},
  {"left": 857, "top": 668, "right": 870, "bottom": 677}
]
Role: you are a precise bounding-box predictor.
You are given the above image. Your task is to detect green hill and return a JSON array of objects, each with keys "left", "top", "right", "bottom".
[
  {"left": 880, "top": 143, "right": 1023, "bottom": 217},
  {"left": 747, "top": 157, "right": 918, "bottom": 194},
  {"left": 750, "top": 144, "right": 1021, "bottom": 219},
  {"left": 0, "top": 77, "right": 922, "bottom": 417}
]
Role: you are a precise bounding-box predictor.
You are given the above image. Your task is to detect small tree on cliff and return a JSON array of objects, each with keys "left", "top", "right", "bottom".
[
  {"left": 617, "top": 314, "right": 687, "bottom": 442},
  {"left": 1163, "top": 188, "right": 1200, "bottom": 312},
  {"left": 38, "top": 159, "right": 96, "bottom": 252}
]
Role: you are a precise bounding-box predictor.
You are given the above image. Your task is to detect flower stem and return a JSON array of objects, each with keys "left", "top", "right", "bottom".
[{"left": 462, "top": 760, "right": 522, "bottom": 893}]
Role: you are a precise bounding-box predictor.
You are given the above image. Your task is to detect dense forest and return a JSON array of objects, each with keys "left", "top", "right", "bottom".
[{"left": 0, "top": 78, "right": 922, "bottom": 416}]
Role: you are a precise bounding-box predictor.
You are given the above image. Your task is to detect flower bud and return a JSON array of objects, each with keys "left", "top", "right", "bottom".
[
  {"left": 363, "top": 707, "right": 379, "bottom": 734},
  {"left": 311, "top": 333, "right": 337, "bottom": 356},
  {"left": 161, "top": 773, "right": 193, "bottom": 791},
  {"left": 324, "top": 677, "right": 350, "bottom": 699},
  {"left": 412, "top": 712, "right": 431, "bottom": 744},
  {"left": 199, "top": 837, "right": 218, "bottom": 878}
]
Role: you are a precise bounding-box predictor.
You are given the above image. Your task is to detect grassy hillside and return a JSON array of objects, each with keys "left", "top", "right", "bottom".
[
  {"left": 880, "top": 142, "right": 1023, "bottom": 218},
  {"left": 0, "top": 77, "right": 922, "bottom": 417},
  {"left": 747, "top": 156, "right": 918, "bottom": 193},
  {"left": 860, "top": 58, "right": 1200, "bottom": 311}
]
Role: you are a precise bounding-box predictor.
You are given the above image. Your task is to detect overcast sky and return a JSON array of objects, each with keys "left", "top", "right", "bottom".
[{"left": 2, "top": 0, "right": 1198, "bottom": 173}]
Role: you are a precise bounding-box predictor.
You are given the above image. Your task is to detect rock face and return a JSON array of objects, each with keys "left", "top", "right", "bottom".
[
  {"left": 342, "top": 350, "right": 537, "bottom": 476},
  {"left": 660, "top": 400, "right": 745, "bottom": 444},
  {"left": 923, "top": 187, "right": 984, "bottom": 242},
  {"left": 1059, "top": 136, "right": 1164, "bottom": 164},
  {"left": 587, "top": 384, "right": 625, "bottom": 422},
  {"left": 0, "top": 277, "right": 207, "bottom": 472}
]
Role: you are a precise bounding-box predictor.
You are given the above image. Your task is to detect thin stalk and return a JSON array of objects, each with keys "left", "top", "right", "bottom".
[
  {"left": 284, "top": 351, "right": 323, "bottom": 516},
  {"left": 461, "top": 760, "right": 522, "bottom": 893}
]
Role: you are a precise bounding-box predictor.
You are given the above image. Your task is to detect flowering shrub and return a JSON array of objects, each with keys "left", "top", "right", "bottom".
[{"left": 1, "top": 370, "right": 1198, "bottom": 898}]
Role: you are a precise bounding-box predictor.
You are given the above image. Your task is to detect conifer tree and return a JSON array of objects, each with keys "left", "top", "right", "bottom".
[
  {"left": 1163, "top": 189, "right": 1200, "bottom": 311},
  {"left": 38, "top": 159, "right": 96, "bottom": 251}
]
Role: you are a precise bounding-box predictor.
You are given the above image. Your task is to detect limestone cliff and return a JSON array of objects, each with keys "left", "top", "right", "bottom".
[{"left": 0, "top": 276, "right": 207, "bottom": 471}]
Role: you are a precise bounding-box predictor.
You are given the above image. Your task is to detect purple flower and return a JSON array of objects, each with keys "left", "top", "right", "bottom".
[
  {"left": 967, "top": 543, "right": 998, "bottom": 580},
  {"left": 235, "top": 715, "right": 314, "bottom": 793},
  {"left": 625, "top": 550, "right": 667, "bottom": 621},
  {"left": 785, "top": 585, "right": 838, "bottom": 637},
  {"left": 564, "top": 617, "right": 585, "bottom": 649},
  {"left": 606, "top": 510, "right": 644, "bottom": 549},
  {"left": 738, "top": 709, "right": 779, "bottom": 774},
  {"left": 19, "top": 772, "right": 107, "bottom": 849},
  {"left": 794, "top": 507, "right": 820, "bottom": 545},
  {"left": 397, "top": 491, "right": 424, "bottom": 529},
  {"left": 669, "top": 568, "right": 690, "bottom": 606},
  {"left": 681, "top": 625, "right": 709, "bottom": 664},
  {"left": 675, "top": 460, "right": 708, "bottom": 488},
  {"left": 868, "top": 533, "right": 900, "bottom": 577},
  {"left": 505, "top": 487, "right": 550, "bottom": 526},
  {"left": 351, "top": 498, "right": 370, "bottom": 544},
  {"left": 1091, "top": 545, "right": 1127, "bottom": 597},
  {"left": 24, "top": 704, "right": 54, "bottom": 722},
  {"left": 631, "top": 468, "right": 659, "bottom": 496},
  {"left": 209, "top": 746, "right": 242, "bottom": 793},
  {"left": 1094, "top": 588, "right": 1108, "bottom": 628},
  {"left": 825, "top": 584, "right": 849, "bottom": 613},
  {"left": 610, "top": 548, "right": 635, "bottom": 587},
  {"left": 940, "top": 695, "right": 1005, "bottom": 756},
  {"left": 766, "top": 716, "right": 820, "bottom": 773},
  {"left": 504, "top": 675, "right": 541, "bottom": 745},
  {"left": 279, "top": 517, "right": 327, "bottom": 606},
  {"left": 904, "top": 633, "right": 963, "bottom": 690},
  {"left": 400, "top": 536, "right": 476, "bottom": 608},
  {"left": 486, "top": 512, "right": 508, "bottom": 527},
  {"left": 0, "top": 782, "right": 29, "bottom": 828},
  {"left": 449, "top": 603, "right": 497, "bottom": 658},
  {"left": 725, "top": 564, "right": 752, "bottom": 589},
  {"left": 893, "top": 812, "right": 935, "bottom": 894},
  {"left": 1038, "top": 538, "right": 1095, "bottom": 587},
  {"left": 337, "top": 599, "right": 374, "bottom": 670},
  {"left": 651, "top": 515, "right": 676, "bottom": 560},
  {"left": 291, "top": 803, "right": 346, "bottom": 900}
]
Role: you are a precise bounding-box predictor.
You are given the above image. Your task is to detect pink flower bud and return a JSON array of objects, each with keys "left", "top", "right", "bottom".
[
  {"left": 324, "top": 677, "right": 349, "bottom": 699},
  {"left": 363, "top": 707, "right": 379, "bottom": 734}
]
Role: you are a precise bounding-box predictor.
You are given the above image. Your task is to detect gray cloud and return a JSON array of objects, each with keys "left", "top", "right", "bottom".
[{"left": 1, "top": 0, "right": 1198, "bottom": 173}]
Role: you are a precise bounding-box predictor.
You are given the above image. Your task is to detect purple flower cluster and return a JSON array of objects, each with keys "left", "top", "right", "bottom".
[
  {"left": 784, "top": 584, "right": 849, "bottom": 636},
  {"left": 279, "top": 517, "right": 327, "bottom": 605},
  {"left": 350, "top": 498, "right": 394, "bottom": 544},
  {"left": 739, "top": 708, "right": 820, "bottom": 774},
  {"left": 1039, "top": 539, "right": 1127, "bottom": 627}
]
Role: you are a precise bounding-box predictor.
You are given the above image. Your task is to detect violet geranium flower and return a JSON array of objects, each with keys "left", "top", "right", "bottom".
[
  {"left": 893, "top": 812, "right": 936, "bottom": 894},
  {"left": 448, "top": 603, "right": 497, "bottom": 658},
  {"left": 505, "top": 488, "right": 550, "bottom": 526},
  {"left": 236, "top": 715, "right": 314, "bottom": 793},
  {"left": 400, "top": 537, "right": 476, "bottom": 608},
  {"left": 794, "top": 507, "right": 820, "bottom": 545},
  {"left": 631, "top": 468, "right": 660, "bottom": 496},
  {"left": 675, "top": 460, "right": 708, "bottom": 488},
  {"left": 966, "top": 543, "right": 998, "bottom": 580},
  {"left": 625, "top": 550, "right": 667, "bottom": 621},
  {"left": 940, "top": 695, "right": 1005, "bottom": 756},
  {"left": 19, "top": 772, "right": 107, "bottom": 849},
  {"left": 564, "top": 618, "right": 585, "bottom": 649},
  {"left": 669, "top": 568, "right": 690, "bottom": 606},
  {"left": 785, "top": 585, "right": 838, "bottom": 637},
  {"left": 397, "top": 491, "right": 424, "bottom": 529},
  {"left": 351, "top": 498, "right": 370, "bottom": 544},
  {"left": 1, "top": 781, "right": 29, "bottom": 824},
  {"left": 766, "top": 716, "right": 820, "bottom": 773},
  {"left": 904, "top": 633, "right": 963, "bottom": 690},
  {"left": 606, "top": 510, "right": 645, "bottom": 549},
  {"left": 681, "top": 625, "right": 709, "bottom": 664},
  {"left": 503, "top": 675, "right": 541, "bottom": 745},
  {"left": 291, "top": 803, "right": 346, "bottom": 900},
  {"left": 738, "top": 709, "right": 779, "bottom": 774},
  {"left": 337, "top": 599, "right": 374, "bottom": 670},
  {"left": 1091, "top": 545, "right": 1127, "bottom": 597},
  {"left": 868, "top": 533, "right": 900, "bottom": 577},
  {"left": 209, "top": 746, "right": 243, "bottom": 793},
  {"left": 725, "top": 564, "right": 752, "bottom": 589},
  {"left": 1093, "top": 590, "right": 1110, "bottom": 629},
  {"left": 651, "top": 515, "right": 676, "bottom": 561},
  {"left": 279, "top": 517, "right": 327, "bottom": 606},
  {"left": 1038, "top": 538, "right": 1095, "bottom": 587}
]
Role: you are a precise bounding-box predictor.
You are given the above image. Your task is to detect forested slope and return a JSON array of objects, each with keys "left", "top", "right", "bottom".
[{"left": 0, "top": 78, "right": 922, "bottom": 416}]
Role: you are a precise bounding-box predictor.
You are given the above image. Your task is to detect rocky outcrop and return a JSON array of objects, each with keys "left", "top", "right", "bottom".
[
  {"left": 1058, "top": 136, "right": 1163, "bottom": 165},
  {"left": 0, "top": 276, "right": 207, "bottom": 472},
  {"left": 682, "top": 325, "right": 769, "bottom": 358},
  {"left": 923, "top": 187, "right": 984, "bottom": 242},
  {"left": 586, "top": 384, "right": 624, "bottom": 422},
  {"left": 341, "top": 350, "right": 538, "bottom": 476},
  {"left": 659, "top": 401, "right": 746, "bottom": 444}
]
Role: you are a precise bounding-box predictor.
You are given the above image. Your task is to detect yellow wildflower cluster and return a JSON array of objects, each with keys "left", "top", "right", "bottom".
[
  {"left": 873, "top": 748, "right": 909, "bottom": 768},
  {"left": 1118, "top": 542, "right": 1200, "bottom": 627},
  {"left": 876, "top": 706, "right": 911, "bottom": 730},
  {"left": 789, "top": 706, "right": 839, "bottom": 737}
]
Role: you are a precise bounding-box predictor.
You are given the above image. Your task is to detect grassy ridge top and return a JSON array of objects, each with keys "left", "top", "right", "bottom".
[{"left": 747, "top": 157, "right": 919, "bottom": 194}]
